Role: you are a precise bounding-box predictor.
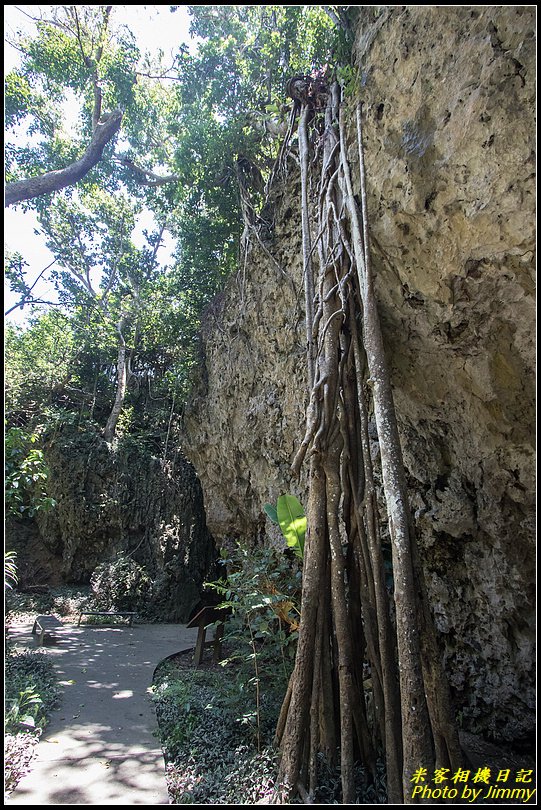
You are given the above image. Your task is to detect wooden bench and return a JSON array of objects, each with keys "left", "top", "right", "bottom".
[
  {"left": 77, "top": 611, "right": 137, "bottom": 627},
  {"left": 187, "top": 605, "right": 230, "bottom": 666},
  {"left": 32, "top": 614, "right": 65, "bottom": 646}
]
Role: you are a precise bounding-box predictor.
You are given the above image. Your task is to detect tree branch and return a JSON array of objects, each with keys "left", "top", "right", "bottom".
[
  {"left": 4, "top": 259, "right": 57, "bottom": 315},
  {"left": 149, "top": 221, "right": 167, "bottom": 271},
  {"left": 5, "top": 298, "right": 63, "bottom": 316},
  {"left": 322, "top": 5, "right": 351, "bottom": 34},
  {"left": 116, "top": 157, "right": 181, "bottom": 186},
  {"left": 5, "top": 110, "right": 123, "bottom": 207}
]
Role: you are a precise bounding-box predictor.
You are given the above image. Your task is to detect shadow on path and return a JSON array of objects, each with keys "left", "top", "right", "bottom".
[{"left": 6, "top": 621, "right": 200, "bottom": 805}]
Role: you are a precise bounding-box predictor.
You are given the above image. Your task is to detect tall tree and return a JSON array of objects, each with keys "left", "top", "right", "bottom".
[
  {"left": 34, "top": 187, "right": 183, "bottom": 442},
  {"left": 5, "top": 6, "right": 125, "bottom": 206}
]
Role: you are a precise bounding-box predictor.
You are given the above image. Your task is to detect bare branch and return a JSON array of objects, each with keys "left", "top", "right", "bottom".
[
  {"left": 72, "top": 6, "right": 91, "bottom": 67},
  {"left": 26, "top": 259, "right": 57, "bottom": 294},
  {"left": 149, "top": 221, "right": 167, "bottom": 271},
  {"left": 12, "top": 5, "right": 43, "bottom": 23},
  {"left": 135, "top": 71, "right": 183, "bottom": 82},
  {"left": 116, "top": 157, "right": 181, "bottom": 187},
  {"left": 4, "top": 259, "right": 57, "bottom": 315},
  {"left": 5, "top": 298, "right": 63, "bottom": 316}
]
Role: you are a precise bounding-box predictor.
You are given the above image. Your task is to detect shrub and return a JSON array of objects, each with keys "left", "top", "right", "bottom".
[
  {"left": 208, "top": 542, "right": 301, "bottom": 699},
  {"left": 152, "top": 664, "right": 280, "bottom": 804},
  {"left": 4, "top": 649, "right": 60, "bottom": 796},
  {"left": 90, "top": 554, "right": 152, "bottom": 612},
  {"left": 5, "top": 550, "right": 18, "bottom": 590},
  {"left": 5, "top": 650, "right": 59, "bottom": 733}
]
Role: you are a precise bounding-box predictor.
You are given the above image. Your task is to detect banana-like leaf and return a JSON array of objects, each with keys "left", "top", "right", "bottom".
[
  {"left": 277, "top": 494, "right": 306, "bottom": 558},
  {"left": 263, "top": 503, "right": 279, "bottom": 524}
]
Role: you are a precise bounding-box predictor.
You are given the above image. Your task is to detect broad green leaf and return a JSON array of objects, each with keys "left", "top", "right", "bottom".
[
  {"left": 263, "top": 503, "right": 278, "bottom": 523},
  {"left": 277, "top": 494, "right": 306, "bottom": 559}
]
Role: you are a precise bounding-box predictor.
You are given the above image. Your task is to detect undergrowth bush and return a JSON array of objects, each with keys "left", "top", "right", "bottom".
[
  {"left": 90, "top": 553, "right": 152, "bottom": 612},
  {"left": 151, "top": 641, "right": 387, "bottom": 804},
  {"left": 152, "top": 660, "right": 281, "bottom": 804},
  {"left": 209, "top": 544, "right": 301, "bottom": 692},
  {"left": 4, "top": 649, "right": 60, "bottom": 795},
  {"left": 152, "top": 542, "right": 388, "bottom": 804},
  {"left": 150, "top": 543, "right": 301, "bottom": 803},
  {"left": 5, "top": 586, "right": 93, "bottom": 626},
  {"left": 5, "top": 651, "right": 59, "bottom": 732}
]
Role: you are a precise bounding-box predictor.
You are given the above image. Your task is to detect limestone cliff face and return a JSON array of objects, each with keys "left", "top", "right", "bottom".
[
  {"left": 183, "top": 7, "right": 535, "bottom": 744},
  {"left": 10, "top": 425, "right": 216, "bottom": 622},
  {"left": 184, "top": 185, "right": 308, "bottom": 546}
]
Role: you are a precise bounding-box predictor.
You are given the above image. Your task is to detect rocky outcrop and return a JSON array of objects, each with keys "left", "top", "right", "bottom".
[
  {"left": 10, "top": 424, "right": 216, "bottom": 622},
  {"left": 184, "top": 187, "right": 309, "bottom": 545},
  {"left": 183, "top": 7, "right": 535, "bottom": 745}
]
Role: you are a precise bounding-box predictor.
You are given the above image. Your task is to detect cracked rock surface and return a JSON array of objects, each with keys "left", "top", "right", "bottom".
[{"left": 184, "top": 7, "right": 535, "bottom": 745}]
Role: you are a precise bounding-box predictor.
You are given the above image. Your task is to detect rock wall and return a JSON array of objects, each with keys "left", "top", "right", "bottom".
[
  {"left": 183, "top": 6, "right": 535, "bottom": 746},
  {"left": 184, "top": 181, "right": 309, "bottom": 546},
  {"left": 351, "top": 5, "right": 536, "bottom": 745},
  {"left": 9, "top": 425, "right": 216, "bottom": 622}
]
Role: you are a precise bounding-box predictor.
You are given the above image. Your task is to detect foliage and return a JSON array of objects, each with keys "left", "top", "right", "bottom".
[
  {"left": 265, "top": 494, "right": 306, "bottom": 559},
  {"left": 90, "top": 553, "right": 152, "bottom": 612},
  {"left": 211, "top": 542, "right": 301, "bottom": 663},
  {"left": 4, "top": 315, "right": 76, "bottom": 422},
  {"left": 151, "top": 648, "right": 387, "bottom": 804},
  {"left": 4, "top": 644, "right": 60, "bottom": 796},
  {"left": 5, "top": 586, "right": 95, "bottom": 628},
  {"left": 4, "top": 6, "right": 139, "bottom": 202},
  {"left": 151, "top": 660, "right": 280, "bottom": 804},
  {"left": 5, "top": 650, "right": 60, "bottom": 734},
  {"left": 5, "top": 6, "right": 348, "bottom": 453},
  {"left": 5, "top": 551, "right": 19, "bottom": 590},
  {"left": 205, "top": 542, "right": 301, "bottom": 750},
  {"left": 4, "top": 732, "right": 40, "bottom": 797},
  {"left": 5, "top": 686, "right": 44, "bottom": 732},
  {"left": 44, "top": 586, "right": 94, "bottom": 617},
  {"left": 5, "top": 426, "right": 57, "bottom": 519}
]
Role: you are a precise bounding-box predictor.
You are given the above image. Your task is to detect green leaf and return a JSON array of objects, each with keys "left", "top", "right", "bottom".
[
  {"left": 263, "top": 503, "right": 278, "bottom": 524},
  {"left": 277, "top": 494, "right": 306, "bottom": 559}
]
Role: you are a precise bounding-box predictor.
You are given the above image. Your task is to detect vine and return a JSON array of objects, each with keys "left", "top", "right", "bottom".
[{"left": 272, "top": 75, "right": 461, "bottom": 803}]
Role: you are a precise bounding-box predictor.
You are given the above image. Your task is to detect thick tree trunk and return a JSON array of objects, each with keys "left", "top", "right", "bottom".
[
  {"left": 277, "top": 456, "right": 328, "bottom": 794},
  {"left": 276, "top": 79, "right": 460, "bottom": 804},
  {"left": 5, "top": 110, "right": 122, "bottom": 207},
  {"left": 103, "top": 323, "right": 128, "bottom": 443}
]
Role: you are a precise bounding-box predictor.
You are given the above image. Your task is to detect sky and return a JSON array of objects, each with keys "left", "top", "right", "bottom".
[{"left": 4, "top": 5, "right": 196, "bottom": 326}]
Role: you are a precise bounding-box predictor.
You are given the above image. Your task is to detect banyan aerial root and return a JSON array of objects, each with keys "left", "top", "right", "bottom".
[{"left": 271, "top": 76, "right": 462, "bottom": 804}]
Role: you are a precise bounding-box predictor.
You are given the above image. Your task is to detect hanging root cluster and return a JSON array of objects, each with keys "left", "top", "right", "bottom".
[{"left": 273, "top": 78, "right": 462, "bottom": 804}]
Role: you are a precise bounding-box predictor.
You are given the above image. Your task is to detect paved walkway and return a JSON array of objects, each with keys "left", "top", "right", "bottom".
[{"left": 6, "top": 620, "right": 202, "bottom": 805}]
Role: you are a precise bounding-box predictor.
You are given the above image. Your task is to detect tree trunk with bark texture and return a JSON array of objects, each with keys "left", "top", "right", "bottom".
[
  {"left": 275, "top": 79, "right": 461, "bottom": 804},
  {"left": 5, "top": 110, "right": 122, "bottom": 207},
  {"left": 103, "top": 320, "right": 128, "bottom": 443}
]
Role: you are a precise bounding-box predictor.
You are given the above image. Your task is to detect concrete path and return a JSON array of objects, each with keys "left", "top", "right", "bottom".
[{"left": 6, "top": 620, "right": 201, "bottom": 805}]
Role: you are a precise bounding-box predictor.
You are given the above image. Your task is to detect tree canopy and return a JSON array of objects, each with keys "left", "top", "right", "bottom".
[{"left": 5, "top": 5, "right": 348, "bottom": 443}]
